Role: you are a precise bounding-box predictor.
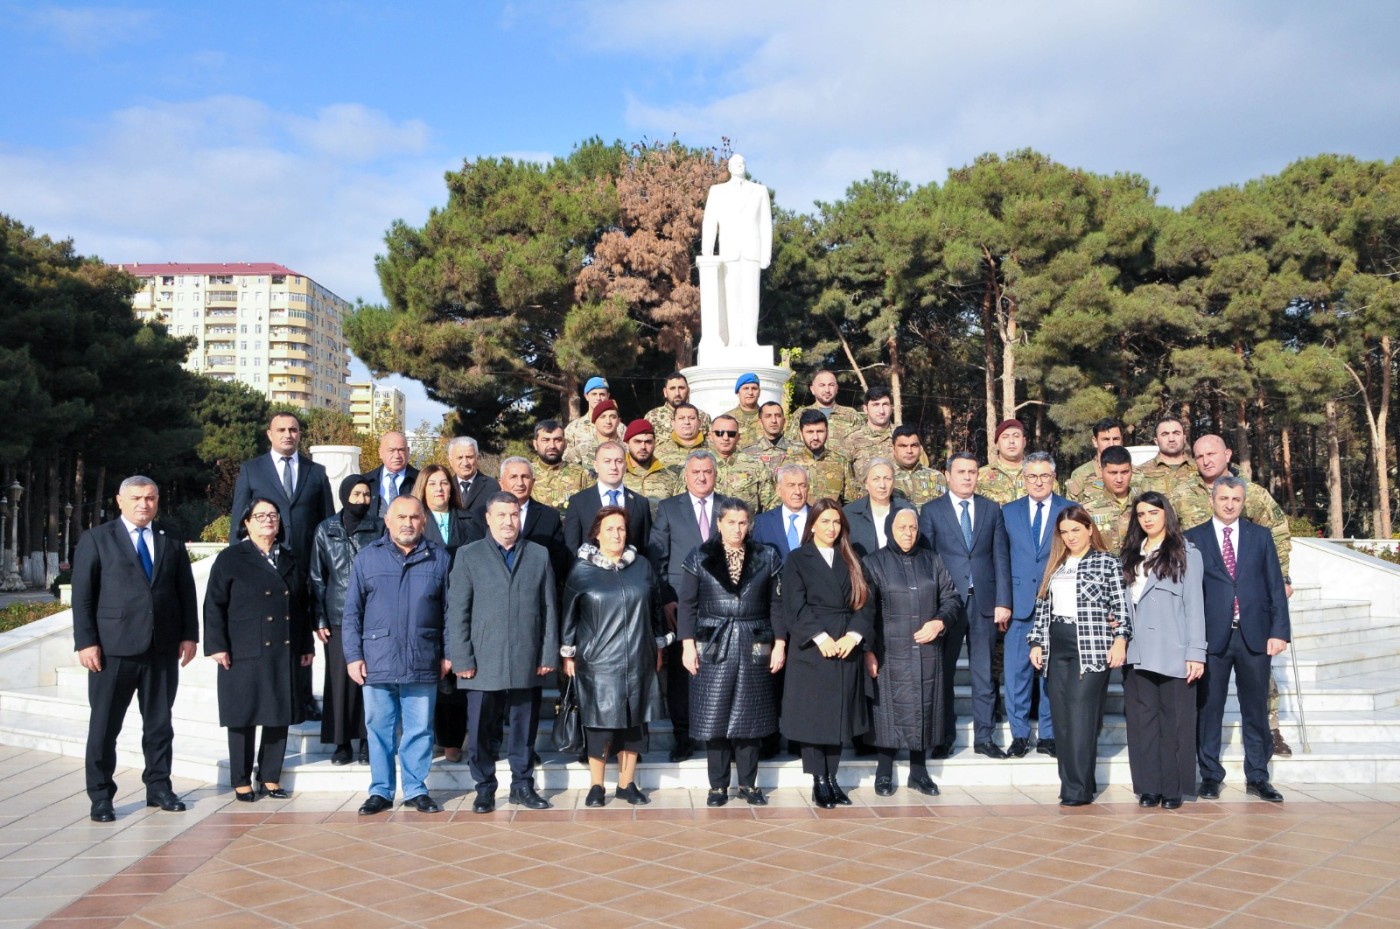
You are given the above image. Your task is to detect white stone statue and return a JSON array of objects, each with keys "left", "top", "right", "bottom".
[{"left": 699, "top": 154, "right": 772, "bottom": 358}]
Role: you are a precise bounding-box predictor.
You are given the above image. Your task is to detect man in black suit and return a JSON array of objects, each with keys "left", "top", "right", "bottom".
[
  {"left": 448, "top": 436, "right": 500, "bottom": 515},
  {"left": 751, "top": 463, "right": 809, "bottom": 564},
  {"left": 649, "top": 451, "right": 729, "bottom": 762},
  {"left": 363, "top": 430, "right": 419, "bottom": 519},
  {"left": 563, "top": 441, "right": 652, "bottom": 554},
  {"left": 1185, "top": 476, "right": 1291, "bottom": 802},
  {"left": 230, "top": 411, "right": 334, "bottom": 719},
  {"left": 72, "top": 476, "right": 198, "bottom": 822},
  {"left": 917, "top": 451, "right": 1011, "bottom": 758},
  {"left": 499, "top": 456, "right": 569, "bottom": 584}
]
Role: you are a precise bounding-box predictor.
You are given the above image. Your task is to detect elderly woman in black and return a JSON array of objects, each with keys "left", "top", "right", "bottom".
[
  {"left": 309, "top": 474, "right": 379, "bottom": 766},
  {"left": 863, "top": 508, "right": 962, "bottom": 797},
  {"left": 1029, "top": 506, "right": 1132, "bottom": 806},
  {"left": 679, "top": 498, "right": 786, "bottom": 807},
  {"left": 204, "top": 497, "right": 315, "bottom": 800},
  {"left": 781, "top": 498, "right": 873, "bottom": 809},
  {"left": 561, "top": 506, "right": 670, "bottom": 807}
]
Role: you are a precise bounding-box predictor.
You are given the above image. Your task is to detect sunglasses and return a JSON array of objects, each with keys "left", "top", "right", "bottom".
[{"left": 712, "top": 430, "right": 739, "bottom": 438}]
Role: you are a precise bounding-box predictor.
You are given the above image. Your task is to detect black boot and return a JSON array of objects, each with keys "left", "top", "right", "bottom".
[{"left": 812, "top": 775, "right": 835, "bottom": 809}]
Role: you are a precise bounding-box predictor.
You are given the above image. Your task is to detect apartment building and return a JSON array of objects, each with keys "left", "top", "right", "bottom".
[
  {"left": 120, "top": 261, "right": 351, "bottom": 412},
  {"left": 348, "top": 380, "right": 407, "bottom": 434}
]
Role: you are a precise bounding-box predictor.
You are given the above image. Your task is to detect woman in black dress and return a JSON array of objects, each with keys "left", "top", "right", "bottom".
[
  {"left": 204, "top": 497, "right": 315, "bottom": 800},
  {"left": 863, "top": 508, "right": 962, "bottom": 797},
  {"left": 679, "top": 498, "right": 786, "bottom": 807},
  {"left": 780, "top": 498, "right": 873, "bottom": 809}
]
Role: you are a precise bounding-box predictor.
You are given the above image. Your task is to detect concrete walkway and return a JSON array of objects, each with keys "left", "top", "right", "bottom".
[{"left": 1, "top": 745, "right": 1398, "bottom": 929}]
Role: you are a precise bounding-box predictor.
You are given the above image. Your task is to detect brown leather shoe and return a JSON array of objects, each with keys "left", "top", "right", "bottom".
[{"left": 1271, "top": 729, "right": 1293, "bottom": 757}]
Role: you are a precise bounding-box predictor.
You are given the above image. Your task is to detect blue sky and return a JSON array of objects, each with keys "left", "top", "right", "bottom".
[{"left": 3, "top": 1, "right": 1398, "bottom": 425}]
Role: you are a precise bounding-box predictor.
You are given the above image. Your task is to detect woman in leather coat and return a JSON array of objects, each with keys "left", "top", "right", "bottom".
[
  {"left": 561, "top": 506, "right": 670, "bottom": 807},
  {"left": 863, "top": 508, "right": 962, "bottom": 798},
  {"left": 679, "top": 499, "right": 786, "bottom": 807},
  {"left": 308, "top": 474, "right": 380, "bottom": 766}
]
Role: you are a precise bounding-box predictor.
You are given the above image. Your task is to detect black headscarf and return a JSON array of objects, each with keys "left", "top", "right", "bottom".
[{"left": 339, "top": 473, "right": 372, "bottom": 534}]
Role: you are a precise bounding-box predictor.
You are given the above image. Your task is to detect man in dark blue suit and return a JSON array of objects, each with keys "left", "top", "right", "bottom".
[
  {"left": 230, "top": 411, "right": 334, "bottom": 719},
  {"left": 649, "top": 451, "right": 729, "bottom": 761},
  {"left": 1184, "top": 476, "right": 1291, "bottom": 802},
  {"left": 1001, "top": 451, "right": 1068, "bottom": 758},
  {"left": 751, "top": 463, "right": 810, "bottom": 564},
  {"left": 72, "top": 476, "right": 198, "bottom": 822},
  {"left": 563, "top": 441, "right": 652, "bottom": 554},
  {"left": 363, "top": 430, "right": 419, "bottom": 519},
  {"left": 918, "top": 451, "right": 1012, "bottom": 758}
]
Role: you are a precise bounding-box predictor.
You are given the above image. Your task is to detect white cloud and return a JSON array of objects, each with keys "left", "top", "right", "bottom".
[{"left": 15, "top": 3, "right": 154, "bottom": 50}]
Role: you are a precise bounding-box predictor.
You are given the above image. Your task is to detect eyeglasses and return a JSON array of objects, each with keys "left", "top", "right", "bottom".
[
  {"left": 712, "top": 430, "right": 738, "bottom": 438},
  {"left": 250, "top": 512, "right": 281, "bottom": 522},
  {"left": 1023, "top": 474, "right": 1055, "bottom": 483}
]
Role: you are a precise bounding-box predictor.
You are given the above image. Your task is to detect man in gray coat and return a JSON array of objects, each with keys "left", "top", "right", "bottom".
[{"left": 447, "top": 492, "right": 560, "bottom": 813}]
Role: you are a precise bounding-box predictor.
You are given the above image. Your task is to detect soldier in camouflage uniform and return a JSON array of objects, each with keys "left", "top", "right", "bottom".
[
  {"left": 1167, "top": 434, "right": 1295, "bottom": 754},
  {"left": 563, "top": 376, "right": 612, "bottom": 453},
  {"left": 742, "top": 401, "right": 793, "bottom": 473},
  {"left": 842, "top": 386, "right": 895, "bottom": 481},
  {"left": 785, "top": 369, "right": 864, "bottom": 447},
  {"left": 530, "top": 419, "right": 592, "bottom": 511},
  {"left": 653, "top": 403, "right": 709, "bottom": 468},
  {"left": 785, "top": 409, "right": 853, "bottom": 504},
  {"left": 1077, "top": 445, "right": 1138, "bottom": 553},
  {"left": 621, "top": 419, "right": 680, "bottom": 516},
  {"left": 979, "top": 418, "right": 1034, "bottom": 505},
  {"left": 719, "top": 372, "right": 765, "bottom": 448},
  {"left": 707, "top": 414, "right": 777, "bottom": 512},
  {"left": 563, "top": 399, "right": 622, "bottom": 467},
  {"left": 1065, "top": 418, "right": 1134, "bottom": 503},
  {"left": 890, "top": 425, "right": 947, "bottom": 506},
  {"left": 644, "top": 371, "right": 712, "bottom": 437},
  {"left": 1136, "top": 415, "right": 1194, "bottom": 497}
]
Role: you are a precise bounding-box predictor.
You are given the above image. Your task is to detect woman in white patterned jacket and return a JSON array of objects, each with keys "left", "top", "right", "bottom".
[{"left": 1029, "top": 505, "right": 1132, "bottom": 807}]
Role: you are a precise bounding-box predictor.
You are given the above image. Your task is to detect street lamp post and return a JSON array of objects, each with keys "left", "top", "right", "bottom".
[
  {"left": 2, "top": 482, "right": 24, "bottom": 591},
  {"left": 63, "top": 501, "right": 74, "bottom": 565}
]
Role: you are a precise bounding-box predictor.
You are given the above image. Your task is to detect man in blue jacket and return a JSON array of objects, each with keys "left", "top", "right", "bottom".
[{"left": 344, "top": 495, "right": 453, "bottom": 815}]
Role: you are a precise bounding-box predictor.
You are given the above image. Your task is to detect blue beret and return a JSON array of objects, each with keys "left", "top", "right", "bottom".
[
  {"left": 734, "top": 373, "right": 759, "bottom": 392},
  {"left": 584, "top": 377, "right": 608, "bottom": 394}
]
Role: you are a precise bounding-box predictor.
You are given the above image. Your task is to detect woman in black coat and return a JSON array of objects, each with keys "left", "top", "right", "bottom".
[
  {"left": 561, "top": 506, "right": 670, "bottom": 807},
  {"left": 781, "top": 498, "right": 873, "bottom": 809},
  {"left": 308, "top": 474, "right": 379, "bottom": 765},
  {"left": 679, "top": 498, "right": 785, "bottom": 807},
  {"left": 863, "top": 509, "right": 962, "bottom": 798},
  {"left": 204, "top": 497, "right": 315, "bottom": 801}
]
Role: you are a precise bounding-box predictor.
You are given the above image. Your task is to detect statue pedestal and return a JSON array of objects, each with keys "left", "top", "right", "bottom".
[
  {"left": 681, "top": 364, "right": 792, "bottom": 420},
  {"left": 695, "top": 256, "right": 774, "bottom": 369},
  {"left": 310, "top": 445, "right": 362, "bottom": 512}
]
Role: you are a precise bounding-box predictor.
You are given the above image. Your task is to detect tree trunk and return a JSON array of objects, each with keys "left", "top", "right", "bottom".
[
  {"left": 887, "top": 332, "right": 904, "bottom": 426},
  {"left": 937, "top": 402, "right": 955, "bottom": 461},
  {"left": 1234, "top": 398, "right": 1251, "bottom": 481},
  {"left": 72, "top": 453, "right": 85, "bottom": 539},
  {"left": 1325, "top": 398, "right": 1344, "bottom": 537},
  {"left": 828, "top": 319, "right": 869, "bottom": 394},
  {"left": 94, "top": 465, "right": 107, "bottom": 526},
  {"left": 1280, "top": 425, "right": 1297, "bottom": 517},
  {"left": 1000, "top": 296, "right": 1017, "bottom": 424},
  {"left": 46, "top": 456, "right": 59, "bottom": 556},
  {"left": 982, "top": 282, "right": 997, "bottom": 447},
  {"left": 1344, "top": 334, "right": 1393, "bottom": 539}
]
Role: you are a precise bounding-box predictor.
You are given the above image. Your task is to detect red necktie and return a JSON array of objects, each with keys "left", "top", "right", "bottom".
[{"left": 1222, "top": 526, "right": 1240, "bottom": 619}]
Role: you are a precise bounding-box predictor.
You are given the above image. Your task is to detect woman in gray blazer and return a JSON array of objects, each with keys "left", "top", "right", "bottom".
[{"left": 1120, "top": 492, "right": 1206, "bottom": 810}]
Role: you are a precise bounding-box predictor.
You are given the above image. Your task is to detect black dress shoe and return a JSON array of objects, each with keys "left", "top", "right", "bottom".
[
  {"left": 812, "top": 776, "right": 835, "bottom": 809},
  {"left": 358, "top": 794, "right": 392, "bottom": 815},
  {"left": 1139, "top": 793, "right": 1161, "bottom": 808},
  {"left": 1006, "top": 737, "right": 1030, "bottom": 758},
  {"left": 616, "top": 783, "right": 650, "bottom": 805},
  {"left": 825, "top": 776, "right": 852, "bottom": 806},
  {"left": 508, "top": 787, "right": 550, "bottom": 810},
  {"left": 1246, "top": 781, "right": 1284, "bottom": 803},
  {"left": 1198, "top": 780, "right": 1222, "bottom": 800},
  {"left": 302, "top": 698, "right": 323, "bottom": 722},
  {"left": 331, "top": 744, "right": 353, "bottom": 766},
  {"left": 357, "top": 743, "right": 369, "bottom": 765},
  {"left": 233, "top": 789, "right": 257, "bottom": 803},
  {"left": 1036, "top": 739, "right": 1056, "bottom": 757},
  {"left": 974, "top": 742, "right": 1008, "bottom": 760},
  {"left": 706, "top": 788, "right": 728, "bottom": 807},
  {"left": 873, "top": 776, "right": 895, "bottom": 797},
  {"left": 1161, "top": 797, "right": 1184, "bottom": 810},
  {"left": 258, "top": 784, "right": 290, "bottom": 800},
  {"left": 90, "top": 799, "right": 115, "bottom": 823},
  {"left": 738, "top": 786, "right": 767, "bottom": 806},
  {"left": 404, "top": 794, "right": 442, "bottom": 813},
  {"left": 930, "top": 744, "right": 953, "bottom": 760},
  {"left": 1059, "top": 798, "right": 1091, "bottom": 807},
  {"left": 668, "top": 741, "right": 694, "bottom": 763},
  {"left": 907, "top": 772, "right": 940, "bottom": 796},
  {"left": 472, "top": 792, "right": 495, "bottom": 814},
  {"left": 584, "top": 785, "right": 606, "bottom": 807},
  {"left": 146, "top": 791, "right": 186, "bottom": 812}
]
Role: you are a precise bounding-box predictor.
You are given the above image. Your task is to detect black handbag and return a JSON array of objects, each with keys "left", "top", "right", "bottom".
[{"left": 552, "top": 676, "right": 584, "bottom": 754}]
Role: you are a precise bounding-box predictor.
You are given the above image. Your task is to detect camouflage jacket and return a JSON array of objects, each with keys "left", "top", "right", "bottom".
[
  {"left": 624, "top": 457, "right": 681, "bottom": 516},
  {"left": 719, "top": 406, "right": 763, "bottom": 448},
  {"left": 893, "top": 465, "right": 947, "bottom": 507},
  {"left": 1136, "top": 455, "right": 1195, "bottom": 497},
  {"left": 530, "top": 457, "right": 592, "bottom": 510},
  {"left": 1168, "top": 473, "right": 1291, "bottom": 576},
  {"left": 713, "top": 451, "right": 778, "bottom": 512},
  {"left": 979, "top": 459, "right": 1028, "bottom": 505},
  {"left": 644, "top": 404, "right": 712, "bottom": 437},
  {"left": 563, "top": 413, "right": 595, "bottom": 451},
  {"left": 563, "top": 430, "right": 620, "bottom": 467},
  {"left": 1079, "top": 484, "right": 1138, "bottom": 554},
  {"left": 1065, "top": 458, "right": 1141, "bottom": 503},
  {"left": 786, "top": 445, "right": 852, "bottom": 504},
  {"left": 784, "top": 403, "right": 864, "bottom": 447},
  {"left": 653, "top": 434, "right": 709, "bottom": 469},
  {"left": 742, "top": 435, "right": 793, "bottom": 474},
  {"left": 842, "top": 423, "right": 893, "bottom": 481}
]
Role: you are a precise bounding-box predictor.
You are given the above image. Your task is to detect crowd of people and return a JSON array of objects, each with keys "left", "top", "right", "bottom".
[{"left": 70, "top": 368, "right": 1294, "bottom": 821}]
